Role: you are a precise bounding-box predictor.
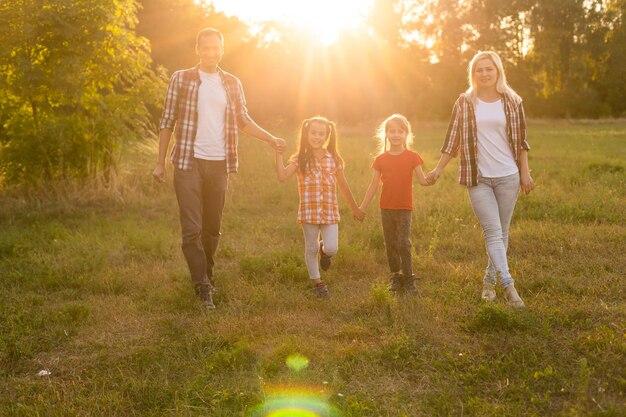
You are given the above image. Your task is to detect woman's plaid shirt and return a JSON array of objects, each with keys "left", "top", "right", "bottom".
[
  {"left": 441, "top": 93, "right": 530, "bottom": 187},
  {"left": 290, "top": 152, "right": 341, "bottom": 225},
  {"left": 159, "top": 66, "right": 251, "bottom": 173}
]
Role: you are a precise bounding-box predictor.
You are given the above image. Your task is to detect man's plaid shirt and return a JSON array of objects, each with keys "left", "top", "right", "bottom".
[
  {"left": 159, "top": 66, "right": 251, "bottom": 173},
  {"left": 441, "top": 93, "right": 530, "bottom": 187}
]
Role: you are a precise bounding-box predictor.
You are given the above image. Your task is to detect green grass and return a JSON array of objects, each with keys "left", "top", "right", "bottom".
[{"left": 1, "top": 120, "right": 625, "bottom": 416}]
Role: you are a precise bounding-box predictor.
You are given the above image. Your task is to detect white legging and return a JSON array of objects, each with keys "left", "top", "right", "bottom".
[{"left": 301, "top": 223, "right": 339, "bottom": 280}]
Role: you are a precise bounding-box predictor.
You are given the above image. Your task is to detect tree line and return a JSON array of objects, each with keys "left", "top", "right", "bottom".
[{"left": 1, "top": 0, "right": 624, "bottom": 185}]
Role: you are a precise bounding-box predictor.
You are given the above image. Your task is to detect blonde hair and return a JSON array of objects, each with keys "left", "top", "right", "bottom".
[
  {"left": 465, "top": 51, "right": 521, "bottom": 104},
  {"left": 375, "top": 114, "right": 414, "bottom": 154}
]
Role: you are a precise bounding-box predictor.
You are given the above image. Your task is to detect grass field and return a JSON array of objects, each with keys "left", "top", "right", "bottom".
[{"left": 0, "top": 120, "right": 624, "bottom": 416}]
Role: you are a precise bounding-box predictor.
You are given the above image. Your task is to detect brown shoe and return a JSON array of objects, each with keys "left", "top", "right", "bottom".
[
  {"left": 319, "top": 242, "right": 332, "bottom": 271},
  {"left": 504, "top": 285, "right": 525, "bottom": 308},
  {"left": 313, "top": 281, "right": 329, "bottom": 298}
]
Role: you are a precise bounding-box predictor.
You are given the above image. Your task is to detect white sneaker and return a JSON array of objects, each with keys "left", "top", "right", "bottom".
[
  {"left": 504, "top": 285, "right": 525, "bottom": 308},
  {"left": 481, "top": 284, "right": 496, "bottom": 302}
]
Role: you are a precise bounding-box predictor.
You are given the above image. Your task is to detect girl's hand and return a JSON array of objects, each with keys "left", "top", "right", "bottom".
[
  {"left": 270, "top": 137, "right": 287, "bottom": 153},
  {"left": 352, "top": 207, "right": 366, "bottom": 221},
  {"left": 426, "top": 168, "right": 440, "bottom": 185},
  {"left": 520, "top": 171, "right": 535, "bottom": 195}
]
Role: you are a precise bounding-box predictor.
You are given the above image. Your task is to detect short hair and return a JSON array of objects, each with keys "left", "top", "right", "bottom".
[{"left": 196, "top": 27, "right": 223, "bottom": 46}]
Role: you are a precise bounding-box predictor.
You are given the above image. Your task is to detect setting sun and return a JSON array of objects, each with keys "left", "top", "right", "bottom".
[{"left": 210, "top": 0, "right": 373, "bottom": 45}]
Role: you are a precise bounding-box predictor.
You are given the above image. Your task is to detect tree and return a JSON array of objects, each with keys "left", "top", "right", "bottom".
[{"left": 0, "top": 0, "right": 164, "bottom": 185}]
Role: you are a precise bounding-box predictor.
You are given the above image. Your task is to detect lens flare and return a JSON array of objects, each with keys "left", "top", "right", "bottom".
[
  {"left": 248, "top": 354, "right": 342, "bottom": 417},
  {"left": 286, "top": 354, "right": 309, "bottom": 372},
  {"left": 249, "top": 388, "right": 341, "bottom": 417}
]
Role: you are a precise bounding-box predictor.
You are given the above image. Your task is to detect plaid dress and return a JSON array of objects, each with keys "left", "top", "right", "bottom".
[
  {"left": 290, "top": 152, "right": 341, "bottom": 224},
  {"left": 159, "top": 66, "right": 251, "bottom": 173},
  {"left": 441, "top": 93, "right": 530, "bottom": 187}
]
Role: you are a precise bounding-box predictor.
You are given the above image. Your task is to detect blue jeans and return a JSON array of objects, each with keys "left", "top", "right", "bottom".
[{"left": 468, "top": 172, "right": 520, "bottom": 288}]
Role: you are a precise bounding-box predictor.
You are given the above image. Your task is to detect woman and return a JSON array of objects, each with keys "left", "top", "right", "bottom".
[{"left": 428, "top": 51, "right": 534, "bottom": 308}]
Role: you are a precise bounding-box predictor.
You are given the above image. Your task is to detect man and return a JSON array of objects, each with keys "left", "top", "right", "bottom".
[{"left": 153, "top": 28, "right": 285, "bottom": 309}]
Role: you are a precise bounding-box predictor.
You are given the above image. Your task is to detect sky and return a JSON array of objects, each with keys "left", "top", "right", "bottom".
[{"left": 209, "top": 0, "right": 374, "bottom": 45}]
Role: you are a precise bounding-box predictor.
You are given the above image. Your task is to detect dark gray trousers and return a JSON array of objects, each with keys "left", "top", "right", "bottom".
[
  {"left": 380, "top": 209, "right": 413, "bottom": 278},
  {"left": 174, "top": 159, "right": 227, "bottom": 288}
]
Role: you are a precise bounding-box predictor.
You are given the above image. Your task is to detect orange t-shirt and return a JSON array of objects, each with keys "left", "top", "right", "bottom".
[{"left": 372, "top": 149, "right": 424, "bottom": 210}]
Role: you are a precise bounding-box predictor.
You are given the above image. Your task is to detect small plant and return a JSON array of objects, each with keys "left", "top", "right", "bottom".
[{"left": 467, "top": 304, "right": 529, "bottom": 332}]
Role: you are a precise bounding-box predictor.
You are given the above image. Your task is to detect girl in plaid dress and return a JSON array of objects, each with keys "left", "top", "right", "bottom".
[
  {"left": 275, "top": 116, "right": 363, "bottom": 298},
  {"left": 359, "top": 114, "right": 431, "bottom": 293}
]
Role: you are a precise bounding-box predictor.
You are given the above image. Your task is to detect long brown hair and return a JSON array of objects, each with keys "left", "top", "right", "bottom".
[{"left": 293, "top": 116, "right": 344, "bottom": 175}]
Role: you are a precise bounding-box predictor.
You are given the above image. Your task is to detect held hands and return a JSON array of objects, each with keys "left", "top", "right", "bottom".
[
  {"left": 152, "top": 165, "right": 167, "bottom": 183},
  {"left": 270, "top": 137, "right": 287, "bottom": 153},
  {"left": 426, "top": 168, "right": 441, "bottom": 185},
  {"left": 352, "top": 207, "right": 366, "bottom": 222},
  {"left": 520, "top": 171, "right": 535, "bottom": 195}
]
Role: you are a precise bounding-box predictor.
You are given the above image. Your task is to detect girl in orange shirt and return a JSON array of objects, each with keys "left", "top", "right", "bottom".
[
  {"left": 359, "top": 114, "right": 431, "bottom": 293},
  {"left": 275, "top": 116, "right": 363, "bottom": 298}
]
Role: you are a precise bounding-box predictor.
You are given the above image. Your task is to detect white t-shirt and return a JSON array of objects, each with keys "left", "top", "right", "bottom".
[
  {"left": 194, "top": 70, "right": 227, "bottom": 160},
  {"left": 475, "top": 98, "right": 518, "bottom": 178}
]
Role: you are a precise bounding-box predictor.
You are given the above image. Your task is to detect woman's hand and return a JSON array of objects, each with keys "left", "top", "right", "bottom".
[
  {"left": 352, "top": 207, "right": 366, "bottom": 222},
  {"left": 426, "top": 168, "right": 442, "bottom": 185},
  {"left": 520, "top": 171, "right": 534, "bottom": 194}
]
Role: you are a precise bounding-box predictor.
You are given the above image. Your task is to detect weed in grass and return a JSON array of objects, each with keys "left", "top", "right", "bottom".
[
  {"left": 240, "top": 252, "right": 307, "bottom": 283},
  {"left": 336, "top": 392, "right": 381, "bottom": 417},
  {"left": 585, "top": 162, "right": 624, "bottom": 174},
  {"left": 467, "top": 304, "right": 531, "bottom": 333},
  {"left": 209, "top": 341, "right": 258, "bottom": 372},
  {"left": 379, "top": 331, "right": 418, "bottom": 365},
  {"left": 367, "top": 229, "right": 385, "bottom": 250},
  {"left": 0, "top": 300, "right": 90, "bottom": 371}
]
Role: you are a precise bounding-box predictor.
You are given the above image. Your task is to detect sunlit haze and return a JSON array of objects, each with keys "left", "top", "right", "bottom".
[{"left": 210, "top": 0, "right": 374, "bottom": 45}]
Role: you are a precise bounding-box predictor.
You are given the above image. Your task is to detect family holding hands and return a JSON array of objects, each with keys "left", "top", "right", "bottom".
[{"left": 154, "top": 28, "right": 534, "bottom": 310}]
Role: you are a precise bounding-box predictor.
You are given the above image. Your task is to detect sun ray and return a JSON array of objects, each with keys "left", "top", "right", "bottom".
[{"left": 210, "top": 0, "right": 373, "bottom": 46}]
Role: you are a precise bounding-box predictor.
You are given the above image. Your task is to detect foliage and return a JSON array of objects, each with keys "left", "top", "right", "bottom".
[{"left": 0, "top": 0, "right": 164, "bottom": 186}]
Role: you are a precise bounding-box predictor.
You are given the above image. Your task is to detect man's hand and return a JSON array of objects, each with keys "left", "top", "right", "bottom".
[
  {"left": 271, "top": 137, "right": 287, "bottom": 153},
  {"left": 152, "top": 165, "right": 167, "bottom": 183}
]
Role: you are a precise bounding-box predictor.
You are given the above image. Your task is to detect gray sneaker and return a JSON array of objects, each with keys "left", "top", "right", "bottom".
[
  {"left": 481, "top": 284, "right": 496, "bottom": 302},
  {"left": 195, "top": 284, "right": 216, "bottom": 309}
]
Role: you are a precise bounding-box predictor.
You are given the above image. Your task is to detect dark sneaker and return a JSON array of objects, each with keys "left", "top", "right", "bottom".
[
  {"left": 403, "top": 274, "right": 418, "bottom": 294},
  {"left": 389, "top": 273, "right": 404, "bottom": 292},
  {"left": 195, "top": 284, "right": 216, "bottom": 309},
  {"left": 208, "top": 276, "right": 217, "bottom": 293},
  {"left": 319, "top": 242, "right": 332, "bottom": 271},
  {"left": 313, "top": 282, "right": 329, "bottom": 298}
]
